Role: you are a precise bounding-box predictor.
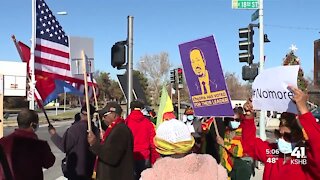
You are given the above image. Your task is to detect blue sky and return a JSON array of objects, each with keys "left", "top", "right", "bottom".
[{"left": 1, "top": 0, "right": 319, "bottom": 81}]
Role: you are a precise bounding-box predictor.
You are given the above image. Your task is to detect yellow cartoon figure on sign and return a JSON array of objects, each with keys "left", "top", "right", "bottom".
[{"left": 190, "top": 48, "right": 217, "bottom": 94}]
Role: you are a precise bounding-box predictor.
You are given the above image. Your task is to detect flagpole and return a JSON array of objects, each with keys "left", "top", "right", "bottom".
[
  {"left": 81, "top": 50, "right": 92, "bottom": 132},
  {"left": 11, "top": 35, "right": 53, "bottom": 126},
  {"left": 29, "top": 0, "right": 36, "bottom": 110},
  {"left": 90, "top": 73, "right": 103, "bottom": 137}
]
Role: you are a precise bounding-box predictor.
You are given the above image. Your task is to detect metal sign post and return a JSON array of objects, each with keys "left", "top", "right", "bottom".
[
  {"left": 258, "top": 0, "right": 267, "bottom": 141},
  {"left": 127, "top": 16, "right": 134, "bottom": 116}
]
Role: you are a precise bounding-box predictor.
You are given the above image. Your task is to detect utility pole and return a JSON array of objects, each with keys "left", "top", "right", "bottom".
[
  {"left": 258, "top": 0, "right": 267, "bottom": 140},
  {"left": 127, "top": 16, "right": 134, "bottom": 116}
]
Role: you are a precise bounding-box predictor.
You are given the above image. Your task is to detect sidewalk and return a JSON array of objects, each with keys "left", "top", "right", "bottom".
[{"left": 251, "top": 163, "right": 264, "bottom": 180}]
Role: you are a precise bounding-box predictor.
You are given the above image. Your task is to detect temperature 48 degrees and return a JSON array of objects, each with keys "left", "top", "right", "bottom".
[{"left": 267, "top": 157, "right": 278, "bottom": 164}]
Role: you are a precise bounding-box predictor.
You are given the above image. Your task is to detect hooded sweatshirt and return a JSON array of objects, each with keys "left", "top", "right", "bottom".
[
  {"left": 241, "top": 112, "right": 320, "bottom": 180},
  {"left": 125, "top": 110, "right": 160, "bottom": 164},
  {"left": 140, "top": 153, "right": 228, "bottom": 180}
]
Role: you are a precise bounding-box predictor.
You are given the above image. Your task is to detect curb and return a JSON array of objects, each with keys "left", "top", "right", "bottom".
[{"left": 3, "top": 118, "right": 73, "bottom": 127}]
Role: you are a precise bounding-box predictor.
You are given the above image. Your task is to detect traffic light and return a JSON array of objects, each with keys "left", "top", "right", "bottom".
[
  {"left": 239, "top": 25, "right": 254, "bottom": 64},
  {"left": 170, "top": 69, "right": 176, "bottom": 84},
  {"left": 177, "top": 68, "right": 183, "bottom": 89},
  {"left": 111, "top": 41, "right": 126, "bottom": 68},
  {"left": 242, "top": 64, "right": 258, "bottom": 81}
]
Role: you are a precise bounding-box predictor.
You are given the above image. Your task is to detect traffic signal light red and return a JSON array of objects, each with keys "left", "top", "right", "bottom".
[{"left": 176, "top": 68, "right": 183, "bottom": 87}]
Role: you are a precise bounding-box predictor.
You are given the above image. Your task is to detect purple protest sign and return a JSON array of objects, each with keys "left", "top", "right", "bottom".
[{"left": 178, "top": 35, "right": 233, "bottom": 116}]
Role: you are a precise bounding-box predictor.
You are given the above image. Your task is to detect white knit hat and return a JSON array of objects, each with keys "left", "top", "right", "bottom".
[{"left": 156, "top": 119, "right": 193, "bottom": 143}]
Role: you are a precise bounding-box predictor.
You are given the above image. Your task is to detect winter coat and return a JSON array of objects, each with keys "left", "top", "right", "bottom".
[
  {"left": 125, "top": 110, "right": 160, "bottom": 164},
  {"left": 140, "top": 153, "right": 228, "bottom": 180},
  {"left": 0, "top": 129, "right": 55, "bottom": 180},
  {"left": 51, "top": 120, "right": 98, "bottom": 179},
  {"left": 241, "top": 112, "right": 320, "bottom": 180},
  {"left": 90, "top": 120, "right": 134, "bottom": 180}
]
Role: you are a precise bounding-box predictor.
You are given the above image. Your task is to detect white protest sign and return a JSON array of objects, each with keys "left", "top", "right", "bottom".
[
  {"left": 252, "top": 65, "right": 299, "bottom": 114},
  {"left": 70, "top": 36, "right": 94, "bottom": 75}
]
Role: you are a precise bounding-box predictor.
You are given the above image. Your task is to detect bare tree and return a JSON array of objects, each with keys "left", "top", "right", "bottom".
[
  {"left": 137, "top": 52, "right": 171, "bottom": 105},
  {"left": 225, "top": 72, "right": 251, "bottom": 100}
]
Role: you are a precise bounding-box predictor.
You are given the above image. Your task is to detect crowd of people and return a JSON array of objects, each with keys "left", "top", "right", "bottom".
[{"left": 0, "top": 86, "right": 320, "bottom": 180}]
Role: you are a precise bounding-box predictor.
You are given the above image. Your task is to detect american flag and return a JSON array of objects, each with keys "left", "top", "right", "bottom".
[
  {"left": 35, "top": 0, "right": 72, "bottom": 80},
  {"left": 32, "top": 0, "right": 99, "bottom": 100}
]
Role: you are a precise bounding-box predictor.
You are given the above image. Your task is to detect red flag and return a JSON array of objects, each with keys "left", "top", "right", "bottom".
[{"left": 12, "top": 35, "right": 42, "bottom": 106}]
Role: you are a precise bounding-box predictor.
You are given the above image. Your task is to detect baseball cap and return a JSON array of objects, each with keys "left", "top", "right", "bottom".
[
  {"left": 163, "top": 112, "right": 176, "bottom": 120},
  {"left": 184, "top": 107, "right": 194, "bottom": 115},
  {"left": 99, "top": 102, "right": 123, "bottom": 116}
]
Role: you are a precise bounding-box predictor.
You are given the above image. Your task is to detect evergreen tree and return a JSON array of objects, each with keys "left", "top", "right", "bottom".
[{"left": 282, "top": 46, "right": 308, "bottom": 92}]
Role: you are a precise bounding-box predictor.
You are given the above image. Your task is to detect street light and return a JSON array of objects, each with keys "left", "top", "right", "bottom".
[{"left": 57, "top": 11, "right": 68, "bottom": 15}]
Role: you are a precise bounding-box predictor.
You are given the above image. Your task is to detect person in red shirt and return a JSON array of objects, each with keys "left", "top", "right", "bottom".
[
  {"left": 125, "top": 100, "right": 160, "bottom": 180},
  {"left": 241, "top": 86, "right": 320, "bottom": 180}
]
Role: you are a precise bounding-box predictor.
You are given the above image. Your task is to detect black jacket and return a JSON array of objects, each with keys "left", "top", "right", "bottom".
[
  {"left": 90, "top": 122, "right": 134, "bottom": 180},
  {"left": 51, "top": 120, "right": 98, "bottom": 179}
]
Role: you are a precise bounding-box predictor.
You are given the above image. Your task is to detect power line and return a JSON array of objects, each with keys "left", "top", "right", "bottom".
[{"left": 265, "top": 24, "right": 320, "bottom": 31}]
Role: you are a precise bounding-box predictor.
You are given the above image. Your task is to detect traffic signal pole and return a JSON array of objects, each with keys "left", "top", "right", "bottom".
[
  {"left": 258, "top": 0, "right": 266, "bottom": 140},
  {"left": 127, "top": 16, "right": 133, "bottom": 116},
  {"left": 175, "top": 69, "right": 181, "bottom": 120},
  {"left": 170, "top": 83, "right": 173, "bottom": 102}
]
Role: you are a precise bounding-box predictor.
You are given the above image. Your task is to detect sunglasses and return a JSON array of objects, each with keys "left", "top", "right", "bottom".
[{"left": 274, "top": 129, "right": 292, "bottom": 142}]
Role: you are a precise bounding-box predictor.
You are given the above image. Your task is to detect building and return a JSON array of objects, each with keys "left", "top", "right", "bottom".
[{"left": 314, "top": 39, "right": 320, "bottom": 87}]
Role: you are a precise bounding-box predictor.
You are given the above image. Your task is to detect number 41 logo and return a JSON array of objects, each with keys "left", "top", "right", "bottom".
[{"left": 291, "top": 147, "right": 306, "bottom": 158}]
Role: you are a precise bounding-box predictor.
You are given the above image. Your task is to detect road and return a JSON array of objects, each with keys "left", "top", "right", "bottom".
[
  {"left": 4, "top": 120, "right": 73, "bottom": 180},
  {"left": 4, "top": 108, "right": 81, "bottom": 121}
]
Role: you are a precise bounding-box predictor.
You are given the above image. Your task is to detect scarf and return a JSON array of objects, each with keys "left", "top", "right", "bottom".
[
  {"left": 154, "top": 136, "right": 195, "bottom": 155},
  {"left": 101, "top": 117, "right": 124, "bottom": 143}
]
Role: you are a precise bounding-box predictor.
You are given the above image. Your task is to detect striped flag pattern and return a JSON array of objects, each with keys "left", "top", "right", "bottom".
[
  {"left": 35, "top": 0, "right": 72, "bottom": 79},
  {"left": 33, "top": 0, "right": 98, "bottom": 99}
]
